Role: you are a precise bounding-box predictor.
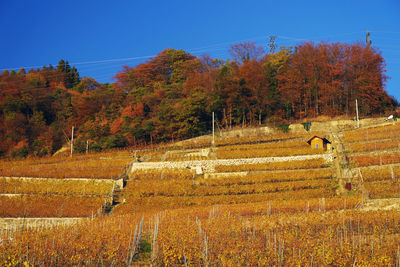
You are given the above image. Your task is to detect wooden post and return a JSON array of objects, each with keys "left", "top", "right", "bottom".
[
  {"left": 70, "top": 126, "right": 74, "bottom": 157},
  {"left": 356, "top": 99, "right": 359, "bottom": 128},
  {"left": 223, "top": 108, "right": 227, "bottom": 128},
  {"left": 229, "top": 106, "right": 232, "bottom": 129},
  {"left": 212, "top": 112, "right": 215, "bottom": 146}
]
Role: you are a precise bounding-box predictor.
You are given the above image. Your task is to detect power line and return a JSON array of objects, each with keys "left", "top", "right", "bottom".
[
  {"left": 373, "top": 37, "right": 400, "bottom": 41},
  {"left": 5, "top": 33, "right": 351, "bottom": 71},
  {"left": 369, "top": 31, "right": 400, "bottom": 35},
  {"left": 374, "top": 44, "right": 400, "bottom": 48},
  {"left": 1, "top": 31, "right": 399, "bottom": 73},
  {"left": 0, "top": 35, "right": 266, "bottom": 72}
]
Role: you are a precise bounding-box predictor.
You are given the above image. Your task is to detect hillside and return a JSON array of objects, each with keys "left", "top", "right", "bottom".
[
  {"left": 0, "top": 41, "right": 397, "bottom": 159},
  {"left": 1, "top": 118, "right": 400, "bottom": 265}
]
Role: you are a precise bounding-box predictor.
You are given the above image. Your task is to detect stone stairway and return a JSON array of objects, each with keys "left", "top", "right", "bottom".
[
  {"left": 112, "top": 186, "right": 123, "bottom": 205},
  {"left": 331, "top": 129, "right": 369, "bottom": 201}
]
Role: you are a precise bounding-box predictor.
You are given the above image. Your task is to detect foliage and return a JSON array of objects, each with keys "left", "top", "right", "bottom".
[
  {"left": 361, "top": 166, "right": 400, "bottom": 182},
  {"left": 0, "top": 177, "right": 114, "bottom": 196},
  {"left": 343, "top": 124, "right": 400, "bottom": 143},
  {"left": 0, "top": 41, "right": 396, "bottom": 157},
  {"left": 301, "top": 121, "right": 311, "bottom": 131},
  {"left": 216, "top": 144, "right": 323, "bottom": 159},
  {"left": 350, "top": 153, "right": 400, "bottom": 167},
  {"left": 0, "top": 151, "right": 132, "bottom": 178},
  {"left": 348, "top": 140, "right": 400, "bottom": 152},
  {"left": 0, "top": 195, "right": 106, "bottom": 217},
  {"left": 214, "top": 158, "right": 329, "bottom": 172},
  {"left": 277, "top": 123, "right": 290, "bottom": 133},
  {"left": 102, "top": 134, "right": 127, "bottom": 149}
]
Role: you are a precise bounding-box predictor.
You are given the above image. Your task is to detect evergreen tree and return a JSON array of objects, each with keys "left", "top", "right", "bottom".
[{"left": 56, "top": 59, "right": 80, "bottom": 88}]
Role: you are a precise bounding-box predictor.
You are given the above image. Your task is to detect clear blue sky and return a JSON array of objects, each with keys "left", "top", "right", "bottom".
[{"left": 1, "top": 0, "right": 400, "bottom": 100}]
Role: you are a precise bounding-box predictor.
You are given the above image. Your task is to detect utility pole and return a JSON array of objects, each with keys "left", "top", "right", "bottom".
[
  {"left": 366, "top": 30, "right": 372, "bottom": 49},
  {"left": 355, "top": 99, "right": 360, "bottom": 128},
  {"left": 269, "top": 35, "right": 276, "bottom": 54},
  {"left": 70, "top": 126, "right": 74, "bottom": 157},
  {"left": 212, "top": 112, "right": 215, "bottom": 146}
]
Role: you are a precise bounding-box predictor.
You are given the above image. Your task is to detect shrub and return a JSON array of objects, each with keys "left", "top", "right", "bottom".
[
  {"left": 301, "top": 122, "right": 311, "bottom": 132},
  {"left": 90, "top": 143, "right": 103, "bottom": 152},
  {"left": 102, "top": 134, "right": 127, "bottom": 149},
  {"left": 277, "top": 123, "right": 290, "bottom": 133},
  {"left": 74, "top": 139, "right": 87, "bottom": 153},
  {"left": 11, "top": 146, "right": 29, "bottom": 158}
]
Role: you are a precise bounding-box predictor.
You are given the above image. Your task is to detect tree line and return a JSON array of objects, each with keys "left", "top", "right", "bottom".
[{"left": 0, "top": 41, "right": 397, "bottom": 157}]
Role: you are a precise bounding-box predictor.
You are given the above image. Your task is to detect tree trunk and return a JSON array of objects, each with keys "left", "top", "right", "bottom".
[
  {"left": 229, "top": 106, "right": 232, "bottom": 129},
  {"left": 223, "top": 108, "right": 227, "bottom": 128}
]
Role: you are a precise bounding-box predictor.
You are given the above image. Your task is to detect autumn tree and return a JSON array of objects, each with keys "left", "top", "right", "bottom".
[
  {"left": 0, "top": 42, "right": 396, "bottom": 157},
  {"left": 228, "top": 42, "right": 265, "bottom": 64}
]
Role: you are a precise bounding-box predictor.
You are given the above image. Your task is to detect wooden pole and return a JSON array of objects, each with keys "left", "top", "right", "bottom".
[
  {"left": 356, "top": 99, "right": 359, "bottom": 128},
  {"left": 212, "top": 112, "right": 215, "bottom": 146},
  {"left": 70, "top": 126, "right": 74, "bottom": 157}
]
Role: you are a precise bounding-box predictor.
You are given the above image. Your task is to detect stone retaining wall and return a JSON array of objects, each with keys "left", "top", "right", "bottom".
[
  {"left": 130, "top": 153, "right": 333, "bottom": 174},
  {"left": 0, "top": 217, "right": 86, "bottom": 231},
  {"left": 0, "top": 176, "right": 114, "bottom": 182},
  {"left": 0, "top": 176, "right": 124, "bottom": 188}
]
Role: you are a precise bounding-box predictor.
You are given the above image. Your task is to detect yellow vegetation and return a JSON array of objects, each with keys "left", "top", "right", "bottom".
[
  {"left": 215, "top": 158, "right": 329, "bottom": 172},
  {"left": 0, "top": 178, "right": 114, "bottom": 196},
  {"left": 0, "top": 154, "right": 131, "bottom": 179},
  {"left": 344, "top": 124, "right": 400, "bottom": 143},
  {"left": 0, "top": 195, "right": 106, "bottom": 217}
]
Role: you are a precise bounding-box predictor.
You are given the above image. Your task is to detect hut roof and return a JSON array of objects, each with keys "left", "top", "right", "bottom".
[{"left": 306, "top": 136, "right": 331, "bottom": 145}]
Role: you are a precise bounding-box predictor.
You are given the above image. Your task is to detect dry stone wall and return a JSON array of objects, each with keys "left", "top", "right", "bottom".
[
  {"left": 0, "top": 218, "right": 85, "bottom": 231},
  {"left": 129, "top": 153, "right": 333, "bottom": 174}
]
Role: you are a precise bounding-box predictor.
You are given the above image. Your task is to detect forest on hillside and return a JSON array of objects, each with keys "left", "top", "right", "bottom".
[{"left": 0, "top": 41, "right": 397, "bottom": 157}]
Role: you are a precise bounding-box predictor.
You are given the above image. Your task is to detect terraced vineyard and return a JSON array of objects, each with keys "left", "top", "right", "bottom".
[
  {"left": 0, "top": 195, "right": 107, "bottom": 217},
  {"left": 0, "top": 151, "right": 132, "bottom": 179},
  {"left": 0, "top": 151, "right": 128, "bottom": 218},
  {"left": 343, "top": 123, "right": 400, "bottom": 199},
  {"left": 2, "top": 121, "right": 400, "bottom": 266}
]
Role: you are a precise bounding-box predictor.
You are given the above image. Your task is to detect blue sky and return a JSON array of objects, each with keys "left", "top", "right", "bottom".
[{"left": 1, "top": 0, "right": 400, "bottom": 100}]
